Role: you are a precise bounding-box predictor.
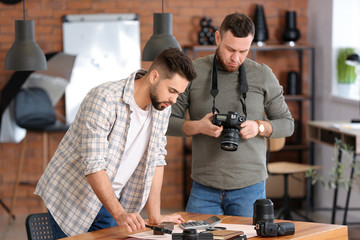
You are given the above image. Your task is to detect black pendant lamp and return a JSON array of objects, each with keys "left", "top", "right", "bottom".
[
  {"left": 4, "top": 0, "right": 47, "bottom": 71},
  {"left": 142, "top": 0, "right": 181, "bottom": 61},
  {"left": 346, "top": 53, "right": 360, "bottom": 66}
]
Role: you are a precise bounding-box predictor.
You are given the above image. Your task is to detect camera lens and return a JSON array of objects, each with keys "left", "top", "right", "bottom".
[
  {"left": 182, "top": 229, "right": 199, "bottom": 240},
  {"left": 253, "top": 199, "right": 275, "bottom": 225},
  {"left": 221, "top": 128, "right": 239, "bottom": 151}
]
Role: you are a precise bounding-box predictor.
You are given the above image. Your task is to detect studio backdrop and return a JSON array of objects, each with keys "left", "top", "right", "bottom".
[{"left": 62, "top": 13, "right": 141, "bottom": 124}]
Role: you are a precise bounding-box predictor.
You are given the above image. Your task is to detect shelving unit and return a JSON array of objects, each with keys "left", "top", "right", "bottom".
[
  {"left": 182, "top": 44, "right": 315, "bottom": 206},
  {"left": 250, "top": 44, "right": 315, "bottom": 144}
]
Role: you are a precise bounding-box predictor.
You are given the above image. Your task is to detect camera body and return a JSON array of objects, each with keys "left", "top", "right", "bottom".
[
  {"left": 172, "top": 229, "right": 213, "bottom": 240},
  {"left": 212, "top": 111, "right": 246, "bottom": 151},
  {"left": 212, "top": 111, "right": 246, "bottom": 129},
  {"left": 255, "top": 222, "right": 295, "bottom": 237}
]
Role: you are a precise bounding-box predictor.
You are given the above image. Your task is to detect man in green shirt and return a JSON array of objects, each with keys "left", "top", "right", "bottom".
[{"left": 167, "top": 12, "right": 294, "bottom": 217}]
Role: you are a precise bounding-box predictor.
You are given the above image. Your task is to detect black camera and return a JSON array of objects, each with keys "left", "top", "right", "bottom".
[
  {"left": 253, "top": 199, "right": 295, "bottom": 237},
  {"left": 172, "top": 229, "right": 213, "bottom": 240},
  {"left": 255, "top": 222, "right": 295, "bottom": 237},
  {"left": 212, "top": 111, "right": 246, "bottom": 151}
]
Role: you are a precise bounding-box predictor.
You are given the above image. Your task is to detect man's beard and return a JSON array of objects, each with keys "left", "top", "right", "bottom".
[
  {"left": 150, "top": 93, "right": 165, "bottom": 111},
  {"left": 150, "top": 83, "right": 169, "bottom": 111},
  {"left": 216, "top": 48, "right": 240, "bottom": 72}
]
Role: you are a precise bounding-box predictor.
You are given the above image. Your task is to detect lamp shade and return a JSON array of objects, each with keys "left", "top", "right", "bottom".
[
  {"left": 142, "top": 13, "right": 181, "bottom": 61},
  {"left": 5, "top": 20, "right": 47, "bottom": 71},
  {"left": 346, "top": 53, "right": 360, "bottom": 66}
]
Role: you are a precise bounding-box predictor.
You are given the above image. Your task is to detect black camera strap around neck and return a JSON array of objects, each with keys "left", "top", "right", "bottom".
[{"left": 210, "top": 53, "right": 248, "bottom": 117}]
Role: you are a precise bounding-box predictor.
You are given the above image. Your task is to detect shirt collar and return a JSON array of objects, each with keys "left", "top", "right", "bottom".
[{"left": 123, "top": 69, "right": 147, "bottom": 105}]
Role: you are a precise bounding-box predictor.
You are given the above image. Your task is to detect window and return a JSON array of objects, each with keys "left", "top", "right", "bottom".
[{"left": 332, "top": 0, "right": 360, "bottom": 101}]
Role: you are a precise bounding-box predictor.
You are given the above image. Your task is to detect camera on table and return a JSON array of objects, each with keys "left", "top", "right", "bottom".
[
  {"left": 253, "top": 199, "right": 295, "bottom": 237},
  {"left": 255, "top": 222, "right": 295, "bottom": 237},
  {"left": 172, "top": 229, "right": 213, "bottom": 240},
  {"left": 212, "top": 111, "right": 246, "bottom": 151}
]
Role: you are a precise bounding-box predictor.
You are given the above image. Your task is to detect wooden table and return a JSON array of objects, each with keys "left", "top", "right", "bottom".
[
  {"left": 61, "top": 212, "right": 348, "bottom": 240},
  {"left": 307, "top": 121, "right": 360, "bottom": 154},
  {"left": 307, "top": 120, "right": 360, "bottom": 224}
]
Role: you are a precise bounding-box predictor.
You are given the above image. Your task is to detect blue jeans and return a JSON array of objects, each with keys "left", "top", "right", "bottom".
[
  {"left": 48, "top": 205, "right": 117, "bottom": 239},
  {"left": 186, "top": 181, "right": 266, "bottom": 217}
]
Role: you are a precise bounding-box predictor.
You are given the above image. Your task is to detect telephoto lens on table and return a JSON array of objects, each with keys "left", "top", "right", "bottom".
[{"left": 253, "top": 199, "right": 295, "bottom": 237}]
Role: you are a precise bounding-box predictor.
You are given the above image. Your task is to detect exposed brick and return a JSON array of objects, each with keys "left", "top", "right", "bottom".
[
  {"left": 92, "top": 2, "right": 117, "bottom": 11},
  {"left": 66, "top": 2, "right": 92, "bottom": 10}
]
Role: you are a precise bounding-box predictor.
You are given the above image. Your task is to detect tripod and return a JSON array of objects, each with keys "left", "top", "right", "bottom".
[
  {"left": 0, "top": 59, "right": 38, "bottom": 222},
  {"left": 0, "top": 199, "right": 15, "bottom": 220}
]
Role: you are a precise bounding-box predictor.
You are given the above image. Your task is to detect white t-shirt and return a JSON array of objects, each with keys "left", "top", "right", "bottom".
[{"left": 112, "top": 96, "right": 152, "bottom": 197}]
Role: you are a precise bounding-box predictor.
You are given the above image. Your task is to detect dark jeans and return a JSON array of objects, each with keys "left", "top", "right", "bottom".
[{"left": 48, "top": 205, "right": 117, "bottom": 239}]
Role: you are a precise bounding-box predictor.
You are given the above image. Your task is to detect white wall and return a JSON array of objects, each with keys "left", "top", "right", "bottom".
[{"left": 308, "top": 0, "right": 360, "bottom": 224}]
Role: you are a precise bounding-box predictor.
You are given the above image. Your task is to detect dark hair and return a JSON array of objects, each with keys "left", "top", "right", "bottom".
[
  {"left": 219, "top": 12, "right": 255, "bottom": 38},
  {"left": 149, "top": 48, "right": 197, "bottom": 82}
]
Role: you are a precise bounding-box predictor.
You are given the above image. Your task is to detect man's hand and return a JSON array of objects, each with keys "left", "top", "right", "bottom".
[
  {"left": 239, "top": 120, "right": 272, "bottom": 139},
  {"left": 148, "top": 213, "right": 185, "bottom": 225},
  {"left": 117, "top": 212, "right": 146, "bottom": 233},
  {"left": 86, "top": 170, "right": 146, "bottom": 233},
  {"left": 239, "top": 120, "right": 259, "bottom": 139},
  {"left": 183, "top": 112, "right": 223, "bottom": 137}
]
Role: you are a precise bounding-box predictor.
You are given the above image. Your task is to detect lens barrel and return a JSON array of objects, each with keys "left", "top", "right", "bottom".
[
  {"left": 253, "top": 199, "right": 275, "bottom": 225},
  {"left": 221, "top": 128, "right": 239, "bottom": 151}
]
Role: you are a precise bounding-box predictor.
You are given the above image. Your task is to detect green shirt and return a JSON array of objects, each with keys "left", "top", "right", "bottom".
[{"left": 167, "top": 55, "right": 294, "bottom": 189}]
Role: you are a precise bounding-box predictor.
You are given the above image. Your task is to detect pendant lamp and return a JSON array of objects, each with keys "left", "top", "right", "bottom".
[
  {"left": 346, "top": 53, "right": 360, "bottom": 66},
  {"left": 4, "top": 0, "right": 47, "bottom": 71},
  {"left": 345, "top": 53, "right": 360, "bottom": 121},
  {"left": 142, "top": 0, "right": 181, "bottom": 61}
]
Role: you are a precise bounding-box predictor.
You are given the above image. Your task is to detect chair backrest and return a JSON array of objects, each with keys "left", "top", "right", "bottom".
[
  {"left": 25, "top": 212, "right": 54, "bottom": 240},
  {"left": 265, "top": 137, "right": 286, "bottom": 167},
  {"left": 266, "top": 137, "right": 286, "bottom": 152}
]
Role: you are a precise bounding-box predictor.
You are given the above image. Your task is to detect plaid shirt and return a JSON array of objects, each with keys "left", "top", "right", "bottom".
[{"left": 35, "top": 70, "right": 169, "bottom": 236}]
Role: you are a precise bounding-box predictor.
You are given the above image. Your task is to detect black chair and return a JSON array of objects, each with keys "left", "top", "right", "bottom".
[{"left": 25, "top": 212, "right": 54, "bottom": 240}]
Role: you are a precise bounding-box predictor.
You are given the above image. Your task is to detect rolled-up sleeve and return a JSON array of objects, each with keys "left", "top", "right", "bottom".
[
  {"left": 79, "top": 87, "right": 114, "bottom": 176},
  {"left": 156, "top": 107, "right": 172, "bottom": 166}
]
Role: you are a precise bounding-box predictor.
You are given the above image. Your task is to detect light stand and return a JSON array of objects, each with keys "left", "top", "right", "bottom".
[{"left": 0, "top": 200, "right": 15, "bottom": 220}]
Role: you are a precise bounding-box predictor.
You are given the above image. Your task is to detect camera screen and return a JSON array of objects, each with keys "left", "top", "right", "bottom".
[{"left": 217, "top": 115, "right": 227, "bottom": 121}]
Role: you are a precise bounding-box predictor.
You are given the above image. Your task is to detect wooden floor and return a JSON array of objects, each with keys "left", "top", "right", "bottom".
[{"left": 1, "top": 208, "right": 360, "bottom": 240}]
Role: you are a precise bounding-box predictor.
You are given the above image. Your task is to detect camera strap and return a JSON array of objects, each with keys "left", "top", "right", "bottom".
[
  {"left": 210, "top": 53, "right": 219, "bottom": 114},
  {"left": 210, "top": 53, "right": 248, "bottom": 117}
]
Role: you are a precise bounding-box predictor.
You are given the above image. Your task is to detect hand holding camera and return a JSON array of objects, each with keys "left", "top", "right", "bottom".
[{"left": 211, "top": 111, "right": 246, "bottom": 151}]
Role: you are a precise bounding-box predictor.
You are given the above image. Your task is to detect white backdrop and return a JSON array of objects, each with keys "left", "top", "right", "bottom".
[{"left": 63, "top": 14, "right": 141, "bottom": 123}]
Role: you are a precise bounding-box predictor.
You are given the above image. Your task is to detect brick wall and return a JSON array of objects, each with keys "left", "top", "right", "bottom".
[{"left": 0, "top": 0, "right": 308, "bottom": 216}]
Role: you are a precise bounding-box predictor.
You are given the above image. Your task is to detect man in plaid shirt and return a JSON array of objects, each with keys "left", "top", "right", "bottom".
[{"left": 35, "top": 48, "right": 197, "bottom": 238}]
